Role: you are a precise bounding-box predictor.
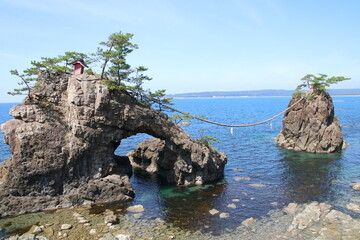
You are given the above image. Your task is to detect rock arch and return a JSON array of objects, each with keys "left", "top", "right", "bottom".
[{"left": 0, "top": 72, "right": 226, "bottom": 216}]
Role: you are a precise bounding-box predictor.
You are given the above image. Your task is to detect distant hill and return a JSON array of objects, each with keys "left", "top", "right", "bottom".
[{"left": 168, "top": 89, "right": 360, "bottom": 98}]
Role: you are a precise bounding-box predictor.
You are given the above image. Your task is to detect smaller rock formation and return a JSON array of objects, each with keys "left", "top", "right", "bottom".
[
  {"left": 127, "top": 138, "right": 227, "bottom": 186},
  {"left": 275, "top": 88, "right": 345, "bottom": 153}
]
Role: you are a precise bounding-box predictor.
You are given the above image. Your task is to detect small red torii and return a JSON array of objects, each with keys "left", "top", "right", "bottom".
[{"left": 70, "top": 59, "right": 88, "bottom": 74}]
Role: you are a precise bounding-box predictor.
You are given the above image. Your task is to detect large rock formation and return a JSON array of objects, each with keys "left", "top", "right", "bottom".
[
  {"left": 275, "top": 88, "right": 345, "bottom": 153},
  {"left": 0, "top": 72, "right": 226, "bottom": 216}
]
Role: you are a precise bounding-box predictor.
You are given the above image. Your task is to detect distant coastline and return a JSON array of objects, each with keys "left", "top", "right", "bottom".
[{"left": 167, "top": 89, "right": 360, "bottom": 99}]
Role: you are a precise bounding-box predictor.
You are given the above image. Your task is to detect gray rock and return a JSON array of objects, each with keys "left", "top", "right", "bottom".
[
  {"left": 104, "top": 215, "right": 119, "bottom": 224},
  {"left": 284, "top": 203, "right": 298, "bottom": 215},
  {"left": 241, "top": 217, "right": 255, "bottom": 227},
  {"left": 114, "top": 234, "right": 131, "bottom": 240},
  {"left": 18, "top": 234, "right": 35, "bottom": 240},
  {"left": 275, "top": 89, "right": 345, "bottom": 153},
  {"left": 0, "top": 72, "right": 226, "bottom": 217},
  {"left": 99, "top": 233, "right": 117, "bottom": 240},
  {"left": 32, "top": 226, "right": 43, "bottom": 234},
  {"left": 60, "top": 224, "right": 72, "bottom": 230}
]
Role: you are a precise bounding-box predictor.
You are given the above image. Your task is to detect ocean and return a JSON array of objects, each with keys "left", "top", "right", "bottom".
[{"left": 1, "top": 96, "right": 359, "bottom": 233}]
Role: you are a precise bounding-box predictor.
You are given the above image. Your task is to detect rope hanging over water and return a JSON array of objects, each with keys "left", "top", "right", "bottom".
[{"left": 164, "top": 96, "right": 305, "bottom": 128}]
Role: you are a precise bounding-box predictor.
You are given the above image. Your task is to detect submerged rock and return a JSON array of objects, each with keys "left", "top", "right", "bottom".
[
  {"left": 275, "top": 88, "right": 345, "bottom": 153},
  {"left": 0, "top": 72, "right": 226, "bottom": 217}
]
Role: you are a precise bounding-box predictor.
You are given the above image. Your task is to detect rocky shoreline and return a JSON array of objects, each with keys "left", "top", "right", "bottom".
[{"left": 1, "top": 201, "right": 359, "bottom": 240}]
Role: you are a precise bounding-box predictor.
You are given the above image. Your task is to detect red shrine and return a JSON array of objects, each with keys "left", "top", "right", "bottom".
[{"left": 70, "top": 59, "right": 88, "bottom": 74}]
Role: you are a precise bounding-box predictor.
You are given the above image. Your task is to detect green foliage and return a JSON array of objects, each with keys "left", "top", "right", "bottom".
[
  {"left": 295, "top": 73, "right": 350, "bottom": 95},
  {"left": 9, "top": 31, "right": 172, "bottom": 110},
  {"left": 95, "top": 31, "right": 138, "bottom": 81},
  {"left": 170, "top": 113, "right": 193, "bottom": 126},
  {"left": 197, "top": 129, "right": 220, "bottom": 149},
  {"left": 9, "top": 52, "right": 93, "bottom": 99}
]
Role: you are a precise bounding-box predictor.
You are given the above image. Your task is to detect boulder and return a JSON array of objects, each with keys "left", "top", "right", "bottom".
[
  {"left": 127, "top": 138, "right": 227, "bottom": 185},
  {"left": 275, "top": 89, "right": 345, "bottom": 153}
]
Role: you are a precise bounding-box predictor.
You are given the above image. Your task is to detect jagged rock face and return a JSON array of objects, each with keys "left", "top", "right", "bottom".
[
  {"left": 275, "top": 89, "right": 345, "bottom": 153},
  {"left": 128, "top": 138, "right": 226, "bottom": 186},
  {"left": 0, "top": 72, "right": 226, "bottom": 216}
]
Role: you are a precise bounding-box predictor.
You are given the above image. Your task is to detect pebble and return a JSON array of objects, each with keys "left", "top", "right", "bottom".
[
  {"left": 126, "top": 205, "right": 145, "bottom": 213},
  {"left": 73, "top": 212, "right": 82, "bottom": 217},
  {"left": 227, "top": 203, "right": 236, "bottom": 209},
  {"left": 115, "top": 234, "right": 131, "bottom": 240},
  {"left": 232, "top": 199, "right": 241, "bottom": 202},
  {"left": 219, "top": 213, "right": 229, "bottom": 218},
  {"left": 32, "top": 226, "right": 43, "bottom": 234},
  {"left": 89, "top": 228, "right": 97, "bottom": 235},
  {"left": 79, "top": 219, "right": 90, "bottom": 224},
  {"left": 60, "top": 224, "right": 72, "bottom": 230},
  {"left": 209, "top": 209, "right": 219, "bottom": 215},
  {"left": 104, "top": 214, "right": 119, "bottom": 224}
]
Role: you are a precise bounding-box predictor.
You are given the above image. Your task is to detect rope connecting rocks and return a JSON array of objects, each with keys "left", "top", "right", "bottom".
[{"left": 164, "top": 96, "right": 305, "bottom": 128}]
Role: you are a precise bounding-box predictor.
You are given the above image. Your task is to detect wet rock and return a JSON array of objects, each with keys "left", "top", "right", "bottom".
[
  {"left": 241, "top": 217, "right": 255, "bottom": 227},
  {"left": 346, "top": 203, "right": 360, "bottom": 213},
  {"left": 351, "top": 182, "right": 360, "bottom": 191},
  {"left": 209, "top": 209, "right": 219, "bottom": 215},
  {"left": 275, "top": 89, "right": 345, "bottom": 153},
  {"left": 227, "top": 203, "right": 236, "bottom": 209},
  {"left": 248, "top": 183, "right": 266, "bottom": 187},
  {"left": 219, "top": 213, "right": 229, "bottom": 218},
  {"left": 60, "top": 224, "right": 72, "bottom": 230},
  {"left": 104, "top": 215, "right": 119, "bottom": 224},
  {"left": 126, "top": 205, "right": 144, "bottom": 213},
  {"left": 288, "top": 202, "right": 321, "bottom": 232},
  {"left": 233, "top": 177, "right": 251, "bottom": 181}
]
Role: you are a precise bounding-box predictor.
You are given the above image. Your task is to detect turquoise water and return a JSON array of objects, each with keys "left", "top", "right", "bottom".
[{"left": 1, "top": 97, "right": 359, "bottom": 234}]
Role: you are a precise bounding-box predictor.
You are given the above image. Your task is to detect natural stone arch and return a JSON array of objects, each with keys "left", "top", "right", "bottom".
[{"left": 0, "top": 72, "right": 226, "bottom": 216}]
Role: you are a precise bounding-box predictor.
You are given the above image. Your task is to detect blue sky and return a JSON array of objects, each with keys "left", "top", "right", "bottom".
[{"left": 1, "top": 0, "right": 360, "bottom": 102}]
